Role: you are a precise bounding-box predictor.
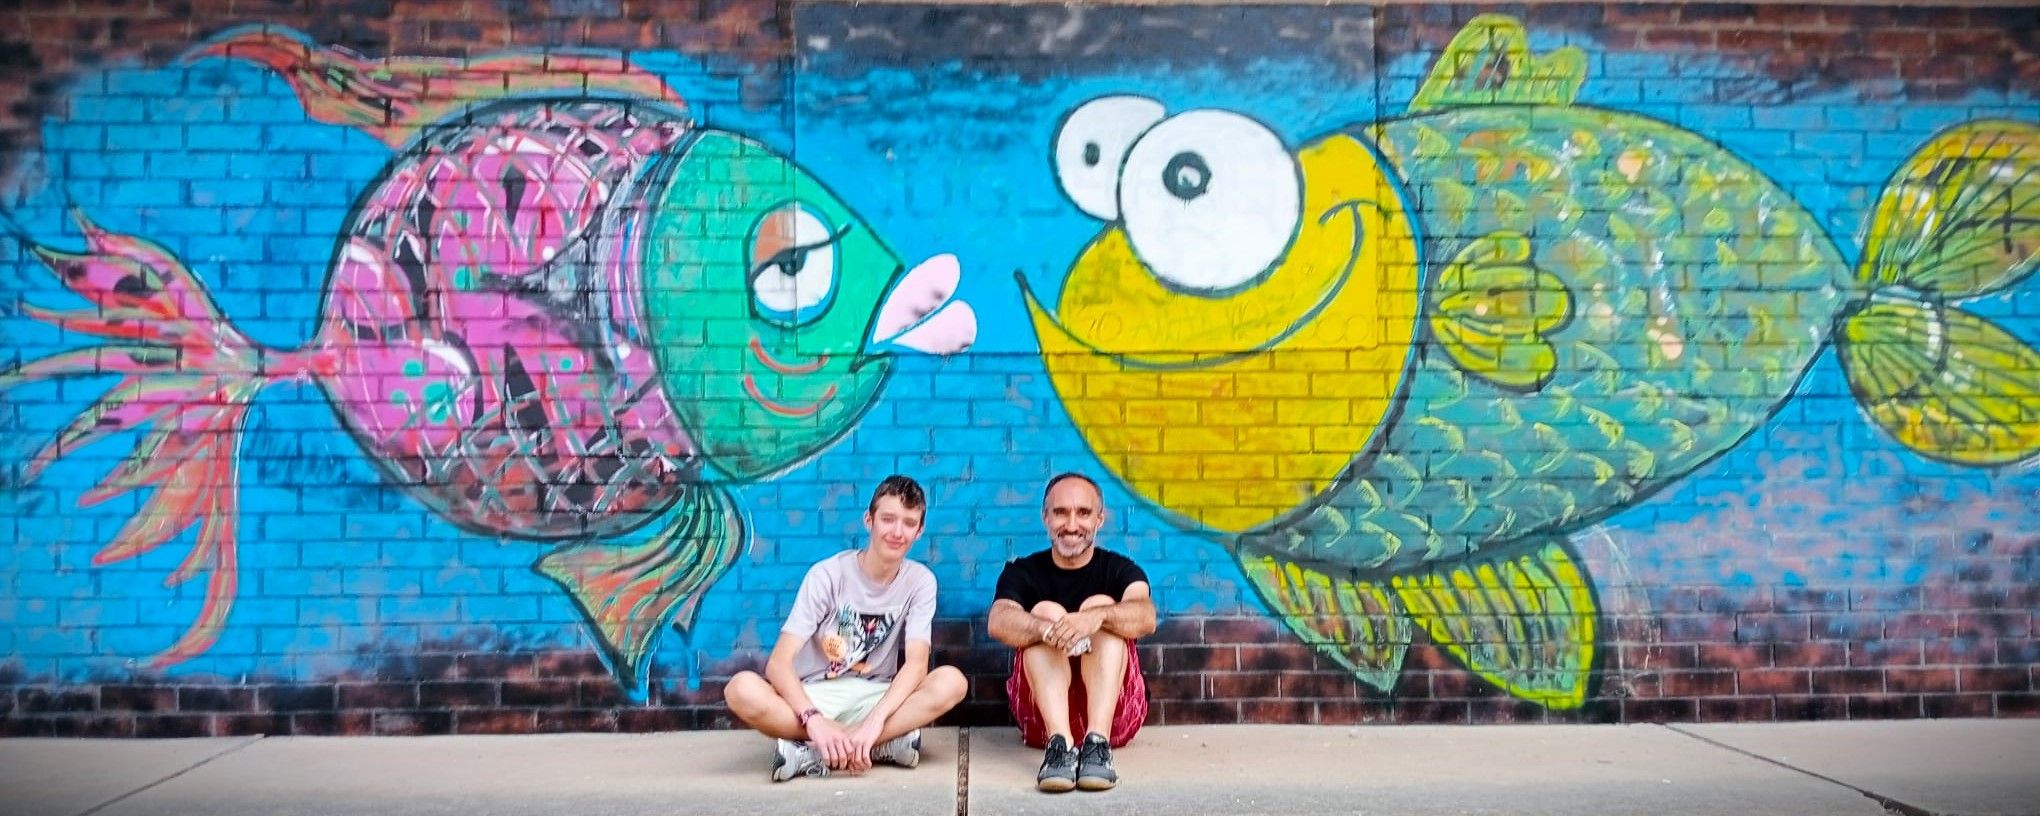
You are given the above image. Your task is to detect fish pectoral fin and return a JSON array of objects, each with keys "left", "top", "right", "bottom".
[
  {"left": 1428, "top": 232, "right": 1573, "bottom": 391},
  {"left": 1409, "top": 14, "right": 1587, "bottom": 112},
  {"left": 1393, "top": 538, "right": 1597, "bottom": 710},
  {"left": 535, "top": 484, "right": 746, "bottom": 694},
  {"left": 1235, "top": 550, "right": 1413, "bottom": 693}
]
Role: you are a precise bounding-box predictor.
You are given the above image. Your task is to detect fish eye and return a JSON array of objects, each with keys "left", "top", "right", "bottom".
[
  {"left": 1052, "top": 95, "right": 1166, "bottom": 221},
  {"left": 747, "top": 202, "right": 845, "bottom": 326},
  {"left": 1118, "top": 110, "right": 1300, "bottom": 294}
]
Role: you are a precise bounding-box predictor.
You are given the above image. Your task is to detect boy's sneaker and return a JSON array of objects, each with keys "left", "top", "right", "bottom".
[
  {"left": 872, "top": 729, "right": 921, "bottom": 768},
  {"left": 1036, "top": 734, "right": 1079, "bottom": 792},
  {"left": 771, "top": 739, "right": 828, "bottom": 782},
  {"left": 1076, "top": 732, "right": 1118, "bottom": 790}
]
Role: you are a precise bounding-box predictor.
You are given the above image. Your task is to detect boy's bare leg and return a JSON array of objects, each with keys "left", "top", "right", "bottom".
[
  {"left": 874, "top": 666, "right": 969, "bottom": 742},
  {"left": 723, "top": 670, "right": 807, "bottom": 740}
]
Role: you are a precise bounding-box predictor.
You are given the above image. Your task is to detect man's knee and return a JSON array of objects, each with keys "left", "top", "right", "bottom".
[
  {"left": 1088, "top": 630, "right": 1129, "bottom": 653},
  {"left": 1021, "top": 642, "right": 1069, "bottom": 664},
  {"left": 1078, "top": 594, "right": 1115, "bottom": 611},
  {"left": 1030, "top": 600, "right": 1069, "bottom": 619}
]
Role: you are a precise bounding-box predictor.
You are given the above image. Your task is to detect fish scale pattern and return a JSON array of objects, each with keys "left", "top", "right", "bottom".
[{"left": 1242, "top": 108, "right": 1854, "bottom": 573}]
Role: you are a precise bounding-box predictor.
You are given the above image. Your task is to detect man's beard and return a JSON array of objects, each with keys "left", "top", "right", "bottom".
[{"left": 1054, "top": 533, "right": 1094, "bottom": 556}]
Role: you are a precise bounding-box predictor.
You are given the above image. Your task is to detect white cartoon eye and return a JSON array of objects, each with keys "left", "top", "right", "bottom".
[
  {"left": 749, "top": 203, "right": 843, "bottom": 326},
  {"left": 1052, "top": 95, "right": 1167, "bottom": 221},
  {"left": 1118, "top": 110, "right": 1300, "bottom": 294}
]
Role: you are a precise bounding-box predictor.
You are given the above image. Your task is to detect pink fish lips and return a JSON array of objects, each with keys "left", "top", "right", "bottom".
[
  {"left": 872, "top": 253, "right": 978, "bottom": 355},
  {"left": 0, "top": 27, "right": 978, "bottom": 689}
]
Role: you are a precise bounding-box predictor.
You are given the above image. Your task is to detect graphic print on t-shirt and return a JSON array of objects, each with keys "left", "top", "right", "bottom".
[{"left": 820, "top": 604, "right": 898, "bottom": 679}]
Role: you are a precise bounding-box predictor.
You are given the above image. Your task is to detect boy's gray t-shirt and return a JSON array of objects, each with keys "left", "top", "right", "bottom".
[{"left": 782, "top": 550, "right": 937, "bottom": 684}]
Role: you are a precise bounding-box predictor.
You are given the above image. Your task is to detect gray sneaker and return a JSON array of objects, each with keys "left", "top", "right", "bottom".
[
  {"left": 1036, "top": 734, "right": 1078, "bottom": 793},
  {"left": 771, "top": 739, "right": 828, "bottom": 782},
  {"left": 1076, "top": 732, "right": 1118, "bottom": 790},
  {"left": 873, "top": 729, "right": 921, "bottom": 768}
]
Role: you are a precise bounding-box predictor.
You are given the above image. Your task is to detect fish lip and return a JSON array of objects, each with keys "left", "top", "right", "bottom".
[
  {"left": 743, "top": 373, "right": 838, "bottom": 418},
  {"left": 748, "top": 336, "right": 831, "bottom": 375},
  {"left": 1023, "top": 198, "right": 1374, "bottom": 371}
]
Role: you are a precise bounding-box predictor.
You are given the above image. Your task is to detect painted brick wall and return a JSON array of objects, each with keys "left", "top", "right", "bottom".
[{"left": 2, "top": 2, "right": 2037, "bottom": 738}]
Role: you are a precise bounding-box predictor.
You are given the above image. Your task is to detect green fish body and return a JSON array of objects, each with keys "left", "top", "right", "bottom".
[{"left": 1244, "top": 106, "right": 1854, "bottom": 571}]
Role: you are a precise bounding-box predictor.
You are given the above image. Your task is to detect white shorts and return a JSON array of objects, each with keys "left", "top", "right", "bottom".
[{"left": 804, "top": 677, "right": 891, "bottom": 726}]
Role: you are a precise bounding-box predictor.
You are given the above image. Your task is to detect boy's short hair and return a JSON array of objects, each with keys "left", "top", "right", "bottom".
[
  {"left": 868, "top": 474, "right": 927, "bottom": 514},
  {"left": 1042, "top": 471, "right": 1102, "bottom": 505}
]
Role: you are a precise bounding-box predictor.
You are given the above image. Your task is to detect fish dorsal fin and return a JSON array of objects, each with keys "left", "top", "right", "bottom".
[
  {"left": 1235, "top": 550, "right": 1413, "bottom": 693},
  {"left": 1428, "top": 232, "right": 1574, "bottom": 391},
  {"left": 1411, "top": 14, "right": 1586, "bottom": 112}
]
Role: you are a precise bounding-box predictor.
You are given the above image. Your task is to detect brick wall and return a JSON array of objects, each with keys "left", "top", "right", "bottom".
[{"left": 2, "top": 1, "right": 2037, "bottom": 737}]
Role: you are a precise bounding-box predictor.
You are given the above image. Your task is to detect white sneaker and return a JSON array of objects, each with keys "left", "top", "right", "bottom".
[
  {"left": 872, "top": 729, "right": 921, "bottom": 768},
  {"left": 771, "top": 739, "right": 829, "bottom": 782}
]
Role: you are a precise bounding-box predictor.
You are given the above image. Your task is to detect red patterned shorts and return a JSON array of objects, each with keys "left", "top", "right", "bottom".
[{"left": 1004, "top": 643, "right": 1148, "bottom": 749}]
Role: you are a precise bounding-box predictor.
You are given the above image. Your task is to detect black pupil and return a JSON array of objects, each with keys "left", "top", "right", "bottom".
[
  {"left": 1164, "top": 152, "right": 1210, "bottom": 201},
  {"left": 1083, "top": 142, "right": 1102, "bottom": 166}
]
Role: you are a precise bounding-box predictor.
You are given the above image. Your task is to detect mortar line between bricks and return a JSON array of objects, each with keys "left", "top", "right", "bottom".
[
  {"left": 73, "top": 735, "right": 266, "bottom": 816},
  {"left": 955, "top": 726, "right": 971, "bottom": 816},
  {"left": 1662, "top": 725, "right": 1934, "bottom": 816}
]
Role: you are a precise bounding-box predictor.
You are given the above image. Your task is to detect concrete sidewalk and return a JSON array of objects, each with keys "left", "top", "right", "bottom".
[{"left": 3, "top": 720, "right": 2036, "bottom": 816}]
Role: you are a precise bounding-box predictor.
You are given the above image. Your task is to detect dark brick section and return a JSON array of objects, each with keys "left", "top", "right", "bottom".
[
  {"left": 0, "top": 0, "right": 790, "bottom": 181},
  {"left": 801, "top": 2, "right": 2035, "bottom": 104},
  {"left": 797, "top": 4, "right": 1380, "bottom": 79},
  {"left": 6, "top": 582, "right": 2036, "bottom": 735}
]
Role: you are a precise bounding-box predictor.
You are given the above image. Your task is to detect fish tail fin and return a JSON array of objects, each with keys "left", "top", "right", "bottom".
[
  {"left": 1392, "top": 538, "right": 1599, "bottom": 710},
  {"left": 535, "top": 484, "right": 745, "bottom": 696},
  {"left": 1235, "top": 551, "right": 1414, "bottom": 693},
  {"left": 4, "top": 210, "right": 319, "bottom": 666},
  {"left": 188, "top": 26, "right": 689, "bottom": 148},
  {"left": 1837, "top": 120, "right": 2040, "bottom": 466}
]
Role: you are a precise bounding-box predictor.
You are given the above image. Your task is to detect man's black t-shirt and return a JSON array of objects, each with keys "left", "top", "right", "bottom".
[{"left": 993, "top": 548, "right": 1149, "bottom": 613}]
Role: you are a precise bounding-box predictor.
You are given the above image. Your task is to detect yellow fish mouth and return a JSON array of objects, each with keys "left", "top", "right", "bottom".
[
  {"left": 1020, "top": 198, "right": 1382, "bottom": 369},
  {"left": 1024, "top": 132, "right": 1422, "bottom": 535}
]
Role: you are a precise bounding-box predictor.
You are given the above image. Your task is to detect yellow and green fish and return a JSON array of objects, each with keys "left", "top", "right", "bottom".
[{"left": 1023, "top": 15, "right": 2040, "bottom": 708}]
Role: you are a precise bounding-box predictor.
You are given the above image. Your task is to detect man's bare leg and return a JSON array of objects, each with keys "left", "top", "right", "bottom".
[
  {"left": 1024, "top": 601, "right": 1081, "bottom": 792},
  {"left": 1022, "top": 600, "right": 1076, "bottom": 744},
  {"left": 1074, "top": 594, "right": 1127, "bottom": 790},
  {"left": 1075, "top": 593, "right": 1127, "bottom": 738}
]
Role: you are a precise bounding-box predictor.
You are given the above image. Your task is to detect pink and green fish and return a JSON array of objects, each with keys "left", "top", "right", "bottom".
[{"left": 2, "top": 29, "right": 976, "bottom": 691}]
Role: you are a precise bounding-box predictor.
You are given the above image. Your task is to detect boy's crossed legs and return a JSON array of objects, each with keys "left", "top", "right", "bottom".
[{"left": 725, "top": 667, "right": 966, "bottom": 781}]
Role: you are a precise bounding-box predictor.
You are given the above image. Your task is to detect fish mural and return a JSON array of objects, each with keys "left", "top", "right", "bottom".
[
  {"left": 1022, "top": 15, "right": 2040, "bottom": 709},
  {"left": 0, "top": 29, "right": 977, "bottom": 693}
]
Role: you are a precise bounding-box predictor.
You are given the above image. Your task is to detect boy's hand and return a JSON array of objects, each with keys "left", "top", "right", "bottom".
[
  {"left": 845, "top": 719, "right": 884, "bottom": 773},
  {"left": 806, "top": 717, "right": 860, "bottom": 771}
]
